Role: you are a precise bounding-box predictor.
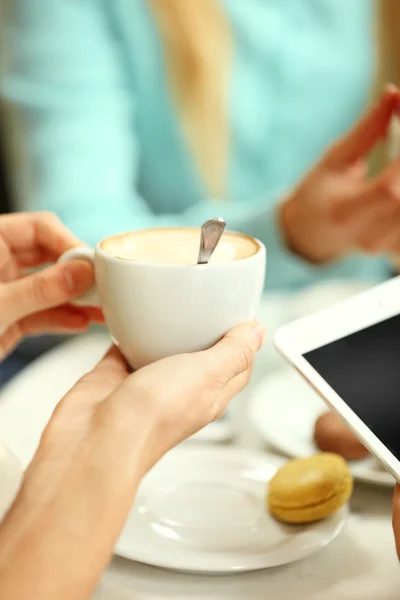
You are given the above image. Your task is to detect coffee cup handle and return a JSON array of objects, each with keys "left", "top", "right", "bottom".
[{"left": 58, "top": 247, "right": 101, "bottom": 307}]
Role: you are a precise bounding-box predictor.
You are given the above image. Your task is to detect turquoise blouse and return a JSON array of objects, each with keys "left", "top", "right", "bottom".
[{"left": 2, "top": 0, "right": 390, "bottom": 289}]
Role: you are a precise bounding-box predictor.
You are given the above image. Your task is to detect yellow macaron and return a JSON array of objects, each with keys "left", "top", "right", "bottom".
[{"left": 268, "top": 453, "right": 353, "bottom": 524}]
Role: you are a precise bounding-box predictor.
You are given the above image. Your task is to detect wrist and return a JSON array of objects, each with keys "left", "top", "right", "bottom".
[{"left": 0, "top": 434, "right": 145, "bottom": 600}]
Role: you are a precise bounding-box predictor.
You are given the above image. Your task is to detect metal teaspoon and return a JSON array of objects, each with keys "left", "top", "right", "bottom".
[{"left": 197, "top": 218, "right": 226, "bottom": 265}]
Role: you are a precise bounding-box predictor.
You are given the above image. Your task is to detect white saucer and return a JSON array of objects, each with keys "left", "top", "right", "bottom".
[
  {"left": 116, "top": 446, "right": 347, "bottom": 573},
  {"left": 0, "top": 442, "right": 23, "bottom": 519},
  {"left": 249, "top": 368, "right": 394, "bottom": 487}
]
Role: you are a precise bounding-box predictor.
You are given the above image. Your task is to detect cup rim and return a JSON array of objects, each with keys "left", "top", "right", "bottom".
[{"left": 95, "top": 226, "right": 265, "bottom": 269}]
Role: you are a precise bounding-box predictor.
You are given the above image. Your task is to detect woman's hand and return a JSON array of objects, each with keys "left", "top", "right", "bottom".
[
  {"left": 281, "top": 85, "right": 400, "bottom": 263},
  {"left": 0, "top": 322, "right": 265, "bottom": 600},
  {"left": 34, "top": 322, "right": 265, "bottom": 482},
  {"left": 0, "top": 212, "right": 102, "bottom": 358}
]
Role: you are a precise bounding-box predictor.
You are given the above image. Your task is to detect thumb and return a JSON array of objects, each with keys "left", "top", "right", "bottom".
[
  {"left": 324, "top": 84, "right": 398, "bottom": 169},
  {"left": 204, "top": 321, "right": 266, "bottom": 384},
  {"left": 2, "top": 260, "right": 94, "bottom": 325}
]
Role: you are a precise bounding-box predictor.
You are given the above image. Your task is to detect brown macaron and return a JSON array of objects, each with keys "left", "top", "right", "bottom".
[{"left": 314, "top": 411, "right": 369, "bottom": 461}]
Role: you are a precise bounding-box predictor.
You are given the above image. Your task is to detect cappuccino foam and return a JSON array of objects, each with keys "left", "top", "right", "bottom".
[{"left": 101, "top": 228, "right": 258, "bottom": 265}]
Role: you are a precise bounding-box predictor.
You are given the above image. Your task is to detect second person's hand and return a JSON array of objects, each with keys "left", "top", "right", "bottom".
[{"left": 281, "top": 85, "right": 400, "bottom": 264}]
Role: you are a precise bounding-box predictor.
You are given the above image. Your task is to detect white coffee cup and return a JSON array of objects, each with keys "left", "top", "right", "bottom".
[{"left": 60, "top": 227, "right": 266, "bottom": 369}]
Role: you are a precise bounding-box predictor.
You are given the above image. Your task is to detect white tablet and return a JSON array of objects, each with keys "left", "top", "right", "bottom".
[{"left": 274, "top": 275, "right": 400, "bottom": 483}]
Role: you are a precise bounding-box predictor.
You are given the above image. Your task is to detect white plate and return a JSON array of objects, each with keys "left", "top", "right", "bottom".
[
  {"left": 249, "top": 368, "right": 395, "bottom": 487},
  {"left": 0, "top": 442, "right": 23, "bottom": 519},
  {"left": 116, "top": 446, "right": 347, "bottom": 573},
  {"left": 189, "top": 414, "right": 235, "bottom": 443}
]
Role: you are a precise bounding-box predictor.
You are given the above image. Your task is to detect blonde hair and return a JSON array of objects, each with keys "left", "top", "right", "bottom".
[
  {"left": 149, "top": 1, "right": 398, "bottom": 192},
  {"left": 148, "top": 0, "right": 232, "bottom": 198}
]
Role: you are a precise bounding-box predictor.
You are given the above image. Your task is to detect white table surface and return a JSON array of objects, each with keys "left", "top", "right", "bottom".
[{"left": 1, "top": 282, "right": 399, "bottom": 599}]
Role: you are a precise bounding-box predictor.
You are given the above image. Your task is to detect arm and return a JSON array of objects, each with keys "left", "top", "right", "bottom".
[
  {"left": 0, "top": 325, "right": 263, "bottom": 599},
  {"left": 0, "top": 421, "right": 145, "bottom": 600}
]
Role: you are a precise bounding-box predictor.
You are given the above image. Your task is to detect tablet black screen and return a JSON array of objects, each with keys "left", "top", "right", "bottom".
[{"left": 304, "top": 314, "right": 400, "bottom": 460}]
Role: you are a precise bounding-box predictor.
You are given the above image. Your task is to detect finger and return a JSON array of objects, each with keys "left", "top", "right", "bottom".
[
  {"left": 363, "top": 155, "right": 400, "bottom": 205},
  {"left": 203, "top": 321, "right": 265, "bottom": 385},
  {"left": 337, "top": 198, "right": 399, "bottom": 250},
  {"left": 89, "top": 345, "right": 130, "bottom": 382},
  {"left": 213, "top": 368, "right": 253, "bottom": 420},
  {"left": 16, "top": 249, "right": 55, "bottom": 268},
  {"left": 70, "top": 346, "right": 130, "bottom": 403},
  {"left": 0, "top": 212, "right": 83, "bottom": 258},
  {"left": 0, "top": 325, "right": 23, "bottom": 360},
  {"left": 330, "top": 157, "right": 400, "bottom": 225},
  {"left": 42, "top": 346, "right": 129, "bottom": 440},
  {"left": 0, "top": 235, "right": 18, "bottom": 282},
  {"left": 38, "top": 346, "right": 130, "bottom": 454},
  {"left": 1, "top": 260, "right": 95, "bottom": 325},
  {"left": 19, "top": 307, "right": 93, "bottom": 336},
  {"left": 393, "top": 483, "right": 400, "bottom": 559},
  {"left": 353, "top": 208, "right": 400, "bottom": 254},
  {"left": 49, "top": 346, "right": 129, "bottom": 419},
  {"left": 324, "top": 85, "right": 399, "bottom": 169},
  {"left": 79, "top": 307, "right": 105, "bottom": 324},
  {"left": 19, "top": 307, "right": 103, "bottom": 335}
]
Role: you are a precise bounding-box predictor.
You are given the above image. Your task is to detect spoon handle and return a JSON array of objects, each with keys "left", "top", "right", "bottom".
[{"left": 197, "top": 218, "right": 226, "bottom": 265}]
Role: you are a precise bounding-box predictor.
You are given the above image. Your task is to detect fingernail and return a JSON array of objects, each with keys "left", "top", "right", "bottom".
[{"left": 251, "top": 322, "right": 266, "bottom": 350}]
